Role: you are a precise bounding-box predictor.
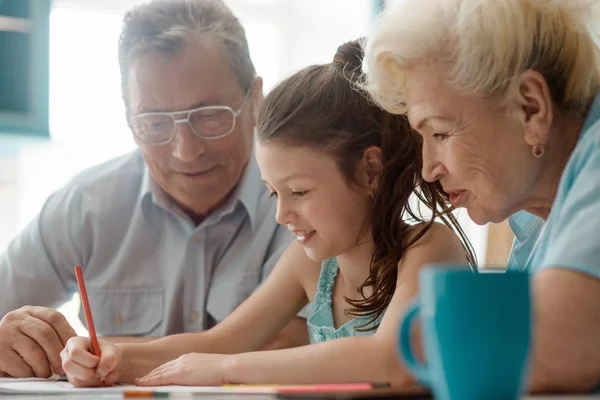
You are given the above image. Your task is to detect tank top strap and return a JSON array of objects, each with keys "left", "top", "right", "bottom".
[{"left": 312, "top": 257, "right": 339, "bottom": 307}]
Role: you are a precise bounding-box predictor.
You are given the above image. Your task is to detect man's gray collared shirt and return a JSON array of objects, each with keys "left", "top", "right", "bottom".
[{"left": 0, "top": 150, "right": 292, "bottom": 336}]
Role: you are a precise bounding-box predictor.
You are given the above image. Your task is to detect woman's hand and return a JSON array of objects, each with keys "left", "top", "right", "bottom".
[
  {"left": 60, "top": 337, "right": 121, "bottom": 387},
  {"left": 134, "top": 353, "right": 234, "bottom": 386}
]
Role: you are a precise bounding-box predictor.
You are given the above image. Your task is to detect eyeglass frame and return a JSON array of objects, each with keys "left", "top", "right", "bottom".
[{"left": 130, "top": 88, "right": 252, "bottom": 146}]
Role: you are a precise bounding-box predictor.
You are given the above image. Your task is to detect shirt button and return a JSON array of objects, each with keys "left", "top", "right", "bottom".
[
  {"left": 193, "top": 234, "right": 201, "bottom": 243},
  {"left": 113, "top": 313, "right": 124, "bottom": 325},
  {"left": 190, "top": 310, "right": 199, "bottom": 322}
]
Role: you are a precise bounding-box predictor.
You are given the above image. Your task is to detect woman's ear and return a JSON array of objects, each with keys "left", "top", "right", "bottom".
[
  {"left": 363, "top": 146, "right": 383, "bottom": 191},
  {"left": 513, "top": 70, "right": 554, "bottom": 147}
]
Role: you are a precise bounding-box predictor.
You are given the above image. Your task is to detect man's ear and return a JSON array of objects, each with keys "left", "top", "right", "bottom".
[
  {"left": 363, "top": 146, "right": 383, "bottom": 191},
  {"left": 513, "top": 69, "right": 554, "bottom": 147},
  {"left": 250, "top": 76, "right": 264, "bottom": 128}
]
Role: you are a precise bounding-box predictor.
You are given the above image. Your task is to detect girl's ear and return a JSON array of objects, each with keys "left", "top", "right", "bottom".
[{"left": 363, "top": 146, "right": 383, "bottom": 191}]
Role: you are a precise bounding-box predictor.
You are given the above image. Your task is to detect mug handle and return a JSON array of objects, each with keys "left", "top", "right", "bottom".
[{"left": 398, "top": 299, "right": 430, "bottom": 386}]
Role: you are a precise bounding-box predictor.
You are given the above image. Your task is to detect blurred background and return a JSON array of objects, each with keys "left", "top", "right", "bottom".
[{"left": 0, "top": 0, "right": 504, "bottom": 334}]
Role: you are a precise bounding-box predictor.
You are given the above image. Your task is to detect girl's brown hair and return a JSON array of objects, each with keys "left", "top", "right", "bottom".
[{"left": 257, "top": 39, "right": 476, "bottom": 330}]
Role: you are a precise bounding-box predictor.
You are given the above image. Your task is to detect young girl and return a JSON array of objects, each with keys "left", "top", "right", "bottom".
[{"left": 60, "top": 40, "right": 475, "bottom": 387}]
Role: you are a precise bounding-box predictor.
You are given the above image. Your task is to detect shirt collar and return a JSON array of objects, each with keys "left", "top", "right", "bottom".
[
  {"left": 506, "top": 94, "right": 600, "bottom": 265},
  {"left": 137, "top": 152, "right": 152, "bottom": 207},
  {"left": 507, "top": 210, "right": 543, "bottom": 245},
  {"left": 137, "top": 152, "right": 263, "bottom": 232},
  {"left": 507, "top": 93, "right": 600, "bottom": 243},
  {"left": 233, "top": 154, "right": 262, "bottom": 231},
  {"left": 581, "top": 93, "right": 600, "bottom": 136},
  {"left": 138, "top": 163, "right": 164, "bottom": 211}
]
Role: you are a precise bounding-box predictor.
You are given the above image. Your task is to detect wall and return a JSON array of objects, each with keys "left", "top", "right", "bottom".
[
  {"left": 0, "top": 1, "right": 491, "bottom": 331},
  {"left": 1, "top": 0, "right": 489, "bottom": 259}
]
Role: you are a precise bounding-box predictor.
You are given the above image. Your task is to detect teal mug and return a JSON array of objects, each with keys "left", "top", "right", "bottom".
[{"left": 398, "top": 266, "right": 532, "bottom": 400}]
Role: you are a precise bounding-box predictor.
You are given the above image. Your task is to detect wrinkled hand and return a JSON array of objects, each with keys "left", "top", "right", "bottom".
[
  {"left": 134, "top": 353, "right": 234, "bottom": 386},
  {"left": 0, "top": 306, "right": 76, "bottom": 378},
  {"left": 60, "top": 337, "right": 121, "bottom": 387}
]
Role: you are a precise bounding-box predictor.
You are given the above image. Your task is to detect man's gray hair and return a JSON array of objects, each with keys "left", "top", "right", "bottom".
[{"left": 119, "top": 0, "right": 256, "bottom": 120}]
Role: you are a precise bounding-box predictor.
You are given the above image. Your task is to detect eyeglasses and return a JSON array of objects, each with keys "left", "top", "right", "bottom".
[{"left": 130, "top": 89, "right": 251, "bottom": 146}]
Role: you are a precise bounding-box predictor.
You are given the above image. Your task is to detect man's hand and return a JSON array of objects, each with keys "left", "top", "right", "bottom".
[{"left": 0, "top": 306, "right": 77, "bottom": 378}]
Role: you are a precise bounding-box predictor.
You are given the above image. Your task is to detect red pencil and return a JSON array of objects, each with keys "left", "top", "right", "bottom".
[{"left": 74, "top": 265, "right": 101, "bottom": 357}]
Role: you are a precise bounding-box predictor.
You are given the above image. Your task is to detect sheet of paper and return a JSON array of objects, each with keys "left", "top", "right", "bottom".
[
  {"left": 0, "top": 373, "right": 60, "bottom": 383},
  {"left": 0, "top": 379, "right": 278, "bottom": 395}
]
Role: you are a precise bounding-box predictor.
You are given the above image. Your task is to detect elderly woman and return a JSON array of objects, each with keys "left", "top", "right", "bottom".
[{"left": 364, "top": 0, "right": 600, "bottom": 393}]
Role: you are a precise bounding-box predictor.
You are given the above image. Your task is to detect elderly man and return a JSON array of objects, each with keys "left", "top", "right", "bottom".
[{"left": 0, "top": 0, "right": 303, "bottom": 379}]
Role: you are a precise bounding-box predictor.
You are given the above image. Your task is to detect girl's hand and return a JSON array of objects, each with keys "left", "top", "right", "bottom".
[
  {"left": 60, "top": 337, "right": 121, "bottom": 387},
  {"left": 134, "top": 353, "right": 233, "bottom": 386}
]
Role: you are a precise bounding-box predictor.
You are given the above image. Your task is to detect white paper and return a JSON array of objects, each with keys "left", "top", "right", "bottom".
[
  {"left": 0, "top": 379, "right": 278, "bottom": 395},
  {"left": 0, "top": 373, "right": 60, "bottom": 383}
]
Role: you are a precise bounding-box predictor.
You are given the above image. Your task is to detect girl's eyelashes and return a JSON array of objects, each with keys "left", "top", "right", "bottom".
[
  {"left": 268, "top": 190, "right": 308, "bottom": 199},
  {"left": 433, "top": 132, "right": 449, "bottom": 140}
]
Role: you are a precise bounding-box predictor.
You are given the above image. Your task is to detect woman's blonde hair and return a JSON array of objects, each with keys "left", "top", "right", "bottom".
[{"left": 364, "top": 0, "right": 600, "bottom": 118}]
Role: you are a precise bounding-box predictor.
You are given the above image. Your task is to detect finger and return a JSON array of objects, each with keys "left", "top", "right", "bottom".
[
  {"left": 64, "top": 336, "right": 93, "bottom": 352},
  {"left": 12, "top": 334, "right": 53, "bottom": 378},
  {"left": 134, "top": 371, "right": 173, "bottom": 386},
  {"left": 61, "top": 339, "right": 96, "bottom": 370},
  {"left": 26, "top": 307, "right": 77, "bottom": 346},
  {"left": 62, "top": 338, "right": 100, "bottom": 369},
  {"left": 134, "top": 363, "right": 177, "bottom": 386},
  {"left": 69, "top": 375, "right": 105, "bottom": 388},
  {"left": 0, "top": 349, "right": 35, "bottom": 378},
  {"left": 18, "top": 314, "right": 65, "bottom": 374},
  {"left": 96, "top": 342, "right": 119, "bottom": 378},
  {"left": 101, "top": 370, "right": 118, "bottom": 387},
  {"left": 66, "top": 346, "right": 99, "bottom": 369},
  {"left": 62, "top": 357, "right": 97, "bottom": 382},
  {"left": 140, "top": 361, "right": 174, "bottom": 379}
]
